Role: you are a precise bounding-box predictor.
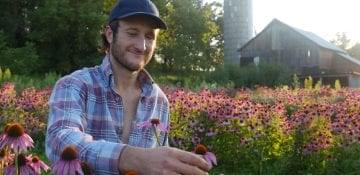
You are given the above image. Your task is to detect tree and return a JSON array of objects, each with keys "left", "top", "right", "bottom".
[
  {"left": 149, "top": 0, "right": 223, "bottom": 75},
  {"left": 330, "top": 32, "right": 351, "bottom": 50},
  {"left": 348, "top": 43, "right": 360, "bottom": 60},
  {"left": 0, "top": 31, "right": 39, "bottom": 74},
  {"left": 0, "top": 0, "right": 43, "bottom": 74},
  {"left": 29, "top": 0, "right": 106, "bottom": 74}
]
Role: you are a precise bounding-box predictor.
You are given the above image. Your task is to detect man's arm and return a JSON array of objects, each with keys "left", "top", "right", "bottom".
[
  {"left": 118, "top": 146, "right": 211, "bottom": 175},
  {"left": 45, "top": 77, "right": 124, "bottom": 174}
]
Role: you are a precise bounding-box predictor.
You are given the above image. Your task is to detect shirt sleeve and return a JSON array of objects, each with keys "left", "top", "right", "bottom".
[{"left": 45, "top": 77, "right": 124, "bottom": 174}]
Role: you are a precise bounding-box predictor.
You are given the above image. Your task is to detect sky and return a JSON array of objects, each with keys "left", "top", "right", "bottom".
[{"left": 204, "top": 0, "right": 360, "bottom": 45}]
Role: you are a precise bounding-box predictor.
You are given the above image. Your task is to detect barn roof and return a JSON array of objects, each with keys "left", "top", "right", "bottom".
[
  {"left": 293, "top": 27, "right": 346, "bottom": 53},
  {"left": 337, "top": 52, "right": 360, "bottom": 66},
  {"left": 239, "top": 19, "right": 347, "bottom": 53},
  {"left": 239, "top": 18, "right": 359, "bottom": 67}
]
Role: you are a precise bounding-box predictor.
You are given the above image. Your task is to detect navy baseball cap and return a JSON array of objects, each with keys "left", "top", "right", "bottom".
[{"left": 108, "top": 0, "right": 167, "bottom": 29}]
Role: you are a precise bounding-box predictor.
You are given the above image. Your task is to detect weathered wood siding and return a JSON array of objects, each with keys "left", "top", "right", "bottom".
[
  {"left": 332, "top": 55, "right": 360, "bottom": 73},
  {"left": 240, "top": 22, "right": 323, "bottom": 75}
]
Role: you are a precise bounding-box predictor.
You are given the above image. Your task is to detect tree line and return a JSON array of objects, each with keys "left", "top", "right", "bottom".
[
  {"left": 330, "top": 32, "right": 360, "bottom": 60},
  {"left": 0, "top": 0, "right": 223, "bottom": 76}
]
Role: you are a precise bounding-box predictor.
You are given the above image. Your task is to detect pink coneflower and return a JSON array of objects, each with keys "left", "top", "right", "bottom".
[
  {"left": 0, "top": 148, "right": 13, "bottom": 167},
  {"left": 4, "top": 153, "right": 35, "bottom": 175},
  {"left": 28, "top": 155, "right": 50, "bottom": 174},
  {"left": 137, "top": 118, "right": 168, "bottom": 132},
  {"left": 52, "top": 146, "right": 84, "bottom": 175},
  {"left": 194, "top": 144, "right": 217, "bottom": 168},
  {"left": 137, "top": 118, "right": 169, "bottom": 146},
  {"left": 0, "top": 123, "right": 34, "bottom": 153}
]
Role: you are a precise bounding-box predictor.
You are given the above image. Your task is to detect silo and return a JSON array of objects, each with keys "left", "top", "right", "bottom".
[{"left": 223, "top": 0, "right": 253, "bottom": 65}]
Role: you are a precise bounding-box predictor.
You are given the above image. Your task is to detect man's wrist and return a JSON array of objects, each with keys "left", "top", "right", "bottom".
[{"left": 118, "top": 145, "right": 144, "bottom": 173}]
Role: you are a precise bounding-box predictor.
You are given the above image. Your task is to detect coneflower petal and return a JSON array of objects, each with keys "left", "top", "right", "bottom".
[
  {"left": 75, "top": 160, "right": 84, "bottom": 175},
  {"left": 205, "top": 152, "right": 217, "bottom": 165},
  {"left": 137, "top": 121, "right": 151, "bottom": 129}
]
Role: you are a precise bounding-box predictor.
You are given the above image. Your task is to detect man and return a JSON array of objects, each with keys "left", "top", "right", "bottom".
[{"left": 45, "top": 0, "right": 211, "bottom": 174}]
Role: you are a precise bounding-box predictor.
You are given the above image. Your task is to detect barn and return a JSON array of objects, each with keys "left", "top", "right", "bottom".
[{"left": 238, "top": 19, "right": 360, "bottom": 87}]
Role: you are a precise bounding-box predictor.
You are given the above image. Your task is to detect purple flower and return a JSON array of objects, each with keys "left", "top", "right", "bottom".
[
  {"left": 28, "top": 155, "right": 50, "bottom": 174},
  {"left": 137, "top": 118, "right": 168, "bottom": 132},
  {"left": 137, "top": 118, "right": 169, "bottom": 146},
  {"left": 0, "top": 123, "right": 34, "bottom": 153},
  {"left": 4, "top": 153, "right": 35, "bottom": 175},
  {"left": 0, "top": 148, "right": 13, "bottom": 166},
  {"left": 194, "top": 144, "right": 217, "bottom": 168},
  {"left": 52, "top": 146, "right": 84, "bottom": 175}
]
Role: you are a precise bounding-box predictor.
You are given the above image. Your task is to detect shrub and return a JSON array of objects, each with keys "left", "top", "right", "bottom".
[
  {"left": 206, "top": 63, "right": 292, "bottom": 88},
  {"left": 0, "top": 31, "right": 40, "bottom": 75}
]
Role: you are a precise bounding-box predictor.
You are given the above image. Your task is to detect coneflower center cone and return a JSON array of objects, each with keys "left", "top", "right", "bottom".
[
  {"left": 195, "top": 144, "right": 208, "bottom": 155},
  {"left": 6, "top": 123, "right": 25, "bottom": 137},
  {"left": 61, "top": 147, "right": 78, "bottom": 161},
  {"left": 32, "top": 156, "right": 39, "bottom": 163},
  {"left": 150, "top": 118, "right": 160, "bottom": 125}
]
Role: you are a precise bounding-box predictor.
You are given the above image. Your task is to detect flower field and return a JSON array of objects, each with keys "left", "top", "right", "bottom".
[
  {"left": 166, "top": 86, "right": 360, "bottom": 174},
  {"left": 1, "top": 82, "right": 360, "bottom": 174}
]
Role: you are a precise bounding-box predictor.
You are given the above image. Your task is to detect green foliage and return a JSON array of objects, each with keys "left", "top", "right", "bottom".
[
  {"left": 327, "top": 144, "right": 360, "bottom": 174},
  {"left": 284, "top": 116, "right": 334, "bottom": 174},
  {"left": 8, "top": 72, "right": 60, "bottom": 91},
  {"left": 0, "top": 67, "right": 12, "bottom": 83},
  {"left": 210, "top": 115, "right": 293, "bottom": 174},
  {"left": 154, "top": 62, "right": 291, "bottom": 89},
  {"left": 284, "top": 104, "right": 299, "bottom": 118},
  {"left": 28, "top": 0, "right": 105, "bottom": 74},
  {"left": 3, "top": 68, "right": 11, "bottom": 80},
  {"left": 1, "top": 0, "right": 224, "bottom": 76},
  {"left": 334, "top": 79, "right": 341, "bottom": 90},
  {"left": 149, "top": 0, "right": 223, "bottom": 75},
  {"left": 206, "top": 63, "right": 292, "bottom": 88},
  {"left": 0, "top": 32, "right": 40, "bottom": 74},
  {"left": 314, "top": 80, "right": 322, "bottom": 90},
  {"left": 348, "top": 42, "right": 360, "bottom": 60},
  {"left": 292, "top": 74, "right": 300, "bottom": 89},
  {"left": 304, "top": 76, "right": 313, "bottom": 90}
]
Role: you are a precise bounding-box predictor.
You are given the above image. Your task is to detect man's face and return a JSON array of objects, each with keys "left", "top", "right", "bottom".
[{"left": 109, "top": 16, "right": 159, "bottom": 72}]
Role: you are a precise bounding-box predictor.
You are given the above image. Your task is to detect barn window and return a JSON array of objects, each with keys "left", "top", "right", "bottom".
[
  {"left": 307, "top": 50, "right": 311, "bottom": 57},
  {"left": 254, "top": 56, "right": 260, "bottom": 66}
]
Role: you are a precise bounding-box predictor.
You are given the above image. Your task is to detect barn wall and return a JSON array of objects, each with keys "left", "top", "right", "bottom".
[{"left": 240, "top": 22, "right": 322, "bottom": 75}]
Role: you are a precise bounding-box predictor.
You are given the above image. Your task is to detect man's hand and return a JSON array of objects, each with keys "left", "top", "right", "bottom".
[{"left": 119, "top": 146, "right": 211, "bottom": 175}]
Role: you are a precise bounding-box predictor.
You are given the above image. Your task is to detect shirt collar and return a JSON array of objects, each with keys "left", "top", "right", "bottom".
[{"left": 100, "top": 56, "right": 154, "bottom": 96}]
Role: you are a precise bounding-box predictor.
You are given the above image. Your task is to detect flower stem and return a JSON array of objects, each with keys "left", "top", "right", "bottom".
[
  {"left": 15, "top": 153, "right": 19, "bottom": 175},
  {"left": 152, "top": 125, "right": 161, "bottom": 146},
  {"left": 162, "top": 132, "right": 168, "bottom": 146}
]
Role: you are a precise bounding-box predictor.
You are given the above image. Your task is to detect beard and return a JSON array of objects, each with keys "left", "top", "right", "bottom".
[{"left": 110, "top": 38, "right": 151, "bottom": 72}]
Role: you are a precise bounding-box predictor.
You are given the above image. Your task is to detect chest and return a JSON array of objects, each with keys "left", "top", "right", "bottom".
[
  {"left": 121, "top": 92, "right": 141, "bottom": 116},
  {"left": 83, "top": 87, "right": 168, "bottom": 144}
]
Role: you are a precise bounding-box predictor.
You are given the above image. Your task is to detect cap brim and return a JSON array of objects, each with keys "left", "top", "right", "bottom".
[{"left": 111, "top": 12, "right": 167, "bottom": 30}]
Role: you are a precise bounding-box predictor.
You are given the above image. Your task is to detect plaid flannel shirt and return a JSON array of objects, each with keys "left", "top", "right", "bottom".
[{"left": 45, "top": 56, "right": 169, "bottom": 174}]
